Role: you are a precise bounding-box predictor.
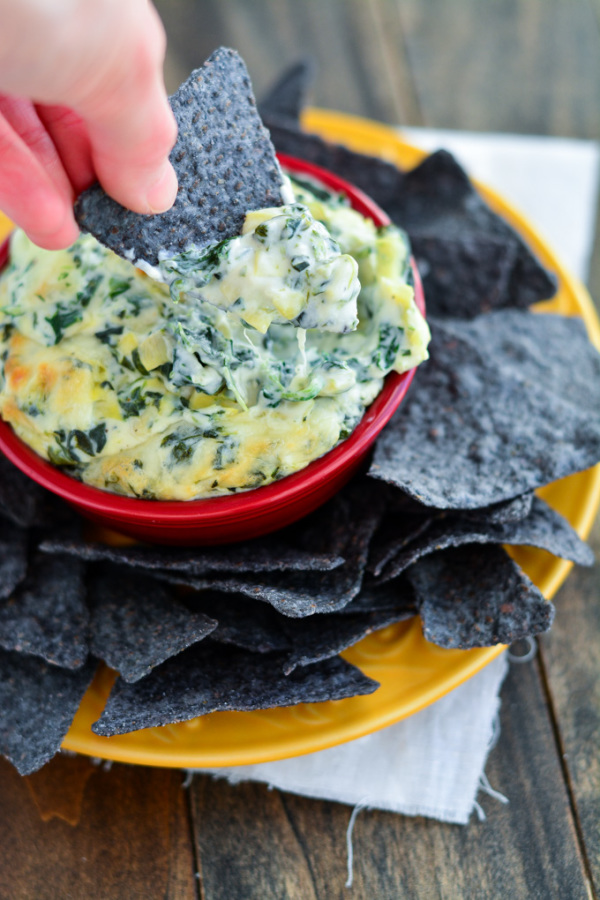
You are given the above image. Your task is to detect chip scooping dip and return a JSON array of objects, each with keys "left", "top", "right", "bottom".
[{"left": 0, "top": 51, "right": 429, "bottom": 501}]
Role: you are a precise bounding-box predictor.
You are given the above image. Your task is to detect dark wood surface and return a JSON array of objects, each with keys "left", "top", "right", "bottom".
[{"left": 2, "top": 2, "right": 599, "bottom": 897}]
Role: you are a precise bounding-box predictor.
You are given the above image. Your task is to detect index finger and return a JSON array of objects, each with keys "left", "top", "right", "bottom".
[{"left": 74, "top": 5, "right": 178, "bottom": 214}]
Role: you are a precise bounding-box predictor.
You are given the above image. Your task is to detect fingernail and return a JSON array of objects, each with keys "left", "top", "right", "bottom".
[{"left": 145, "top": 162, "right": 178, "bottom": 214}]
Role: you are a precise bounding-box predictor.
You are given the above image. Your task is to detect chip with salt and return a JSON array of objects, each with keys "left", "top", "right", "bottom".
[
  {"left": 92, "top": 643, "right": 378, "bottom": 737},
  {"left": 89, "top": 566, "right": 217, "bottom": 683},
  {"left": 407, "top": 545, "right": 555, "bottom": 649},
  {"left": 155, "top": 479, "right": 386, "bottom": 616},
  {"left": 0, "top": 553, "right": 88, "bottom": 669},
  {"left": 258, "top": 58, "right": 315, "bottom": 126},
  {"left": 0, "top": 649, "right": 96, "bottom": 775},
  {"left": 369, "top": 312, "right": 600, "bottom": 509},
  {"left": 393, "top": 150, "right": 557, "bottom": 316},
  {"left": 280, "top": 608, "right": 413, "bottom": 675},
  {"left": 75, "top": 47, "right": 284, "bottom": 267},
  {"left": 371, "top": 496, "right": 593, "bottom": 583},
  {"left": 0, "top": 521, "right": 28, "bottom": 601}
]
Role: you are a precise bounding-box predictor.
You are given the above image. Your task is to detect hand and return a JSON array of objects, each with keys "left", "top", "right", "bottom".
[{"left": 0, "top": 0, "right": 178, "bottom": 250}]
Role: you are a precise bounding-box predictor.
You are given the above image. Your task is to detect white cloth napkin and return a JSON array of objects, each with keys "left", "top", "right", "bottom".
[{"left": 197, "top": 131, "right": 600, "bottom": 824}]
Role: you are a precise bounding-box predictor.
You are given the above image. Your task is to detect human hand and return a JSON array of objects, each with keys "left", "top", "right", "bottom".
[{"left": 0, "top": 0, "right": 178, "bottom": 250}]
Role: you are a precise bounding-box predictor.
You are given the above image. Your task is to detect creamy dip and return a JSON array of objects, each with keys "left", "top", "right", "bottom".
[{"left": 0, "top": 177, "right": 430, "bottom": 500}]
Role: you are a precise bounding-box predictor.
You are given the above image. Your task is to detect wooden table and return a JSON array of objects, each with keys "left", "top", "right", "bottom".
[{"left": 1, "top": 2, "right": 599, "bottom": 897}]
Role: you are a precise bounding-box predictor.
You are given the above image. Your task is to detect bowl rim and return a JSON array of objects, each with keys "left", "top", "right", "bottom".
[{"left": 0, "top": 154, "right": 425, "bottom": 525}]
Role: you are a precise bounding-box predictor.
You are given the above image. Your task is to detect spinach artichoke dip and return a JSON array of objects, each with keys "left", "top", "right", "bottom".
[{"left": 0, "top": 178, "right": 430, "bottom": 500}]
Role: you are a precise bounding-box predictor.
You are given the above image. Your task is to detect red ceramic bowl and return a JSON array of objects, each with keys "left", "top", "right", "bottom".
[{"left": 0, "top": 155, "right": 425, "bottom": 544}]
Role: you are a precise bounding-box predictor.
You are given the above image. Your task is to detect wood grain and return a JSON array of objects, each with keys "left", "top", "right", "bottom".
[
  {"left": 540, "top": 515, "right": 600, "bottom": 895},
  {"left": 187, "top": 661, "right": 589, "bottom": 900},
  {"left": 397, "top": 0, "right": 600, "bottom": 137},
  {"left": 0, "top": 757, "right": 198, "bottom": 900},
  {"left": 189, "top": 777, "right": 318, "bottom": 900},
  {"left": 156, "top": 0, "right": 419, "bottom": 124}
]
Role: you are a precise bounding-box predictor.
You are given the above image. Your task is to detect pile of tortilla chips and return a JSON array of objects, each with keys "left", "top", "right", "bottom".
[{"left": 1, "top": 51, "right": 599, "bottom": 775}]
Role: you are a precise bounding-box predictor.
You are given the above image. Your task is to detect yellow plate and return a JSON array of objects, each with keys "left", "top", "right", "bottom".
[{"left": 2, "top": 113, "right": 599, "bottom": 768}]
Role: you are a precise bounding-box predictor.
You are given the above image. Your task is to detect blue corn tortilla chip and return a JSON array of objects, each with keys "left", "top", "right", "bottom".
[
  {"left": 369, "top": 312, "right": 600, "bottom": 509},
  {"left": 258, "top": 59, "right": 315, "bottom": 126},
  {"left": 371, "top": 496, "right": 593, "bottom": 584},
  {"left": 181, "top": 585, "right": 413, "bottom": 669},
  {"left": 184, "top": 592, "right": 290, "bottom": 654},
  {"left": 0, "top": 453, "right": 47, "bottom": 528},
  {"left": 155, "top": 479, "right": 387, "bottom": 616},
  {"left": 0, "top": 649, "right": 96, "bottom": 775},
  {"left": 343, "top": 576, "right": 419, "bottom": 616},
  {"left": 410, "top": 231, "right": 518, "bottom": 318},
  {"left": 0, "top": 521, "right": 28, "bottom": 601},
  {"left": 0, "top": 553, "right": 88, "bottom": 668},
  {"left": 382, "top": 486, "right": 534, "bottom": 524},
  {"left": 407, "top": 545, "right": 555, "bottom": 649},
  {"left": 389, "top": 150, "right": 557, "bottom": 314},
  {"left": 39, "top": 520, "right": 345, "bottom": 576},
  {"left": 369, "top": 493, "right": 535, "bottom": 577},
  {"left": 75, "top": 48, "right": 285, "bottom": 266},
  {"left": 89, "top": 566, "right": 217, "bottom": 683},
  {"left": 368, "top": 511, "right": 434, "bottom": 581},
  {"left": 182, "top": 585, "right": 414, "bottom": 663},
  {"left": 269, "top": 120, "right": 407, "bottom": 215},
  {"left": 460, "top": 493, "right": 534, "bottom": 524},
  {"left": 186, "top": 590, "right": 413, "bottom": 664},
  {"left": 280, "top": 608, "right": 413, "bottom": 675},
  {"left": 92, "top": 643, "right": 378, "bottom": 737}
]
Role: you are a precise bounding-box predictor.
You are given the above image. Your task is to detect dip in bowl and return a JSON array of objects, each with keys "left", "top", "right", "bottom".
[{"left": 0, "top": 157, "right": 427, "bottom": 543}]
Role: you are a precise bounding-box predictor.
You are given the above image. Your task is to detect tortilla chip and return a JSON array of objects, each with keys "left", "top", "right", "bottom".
[
  {"left": 393, "top": 150, "right": 557, "bottom": 314},
  {"left": 75, "top": 48, "right": 284, "bottom": 266},
  {"left": 368, "top": 511, "right": 434, "bottom": 580},
  {"left": 281, "top": 608, "right": 412, "bottom": 674},
  {"left": 268, "top": 121, "right": 406, "bottom": 214},
  {"left": 0, "top": 453, "right": 47, "bottom": 528},
  {"left": 259, "top": 59, "right": 315, "bottom": 125},
  {"left": 184, "top": 592, "right": 290, "bottom": 654},
  {"left": 369, "top": 313, "right": 600, "bottom": 508},
  {"left": 410, "top": 232, "right": 518, "bottom": 318},
  {"left": 0, "top": 553, "right": 88, "bottom": 668},
  {"left": 372, "top": 496, "right": 593, "bottom": 583},
  {"left": 461, "top": 493, "right": 534, "bottom": 524},
  {"left": 0, "top": 521, "right": 28, "bottom": 601},
  {"left": 39, "top": 525, "right": 344, "bottom": 576},
  {"left": 382, "top": 487, "right": 534, "bottom": 524},
  {"left": 92, "top": 643, "right": 378, "bottom": 736},
  {"left": 89, "top": 566, "right": 217, "bottom": 682},
  {"left": 269, "top": 120, "right": 556, "bottom": 317},
  {"left": 407, "top": 545, "right": 555, "bottom": 648},
  {"left": 155, "top": 479, "right": 386, "bottom": 616},
  {"left": 340, "top": 576, "right": 419, "bottom": 615},
  {"left": 369, "top": 491, "right": 536, "bottom": 577},
  {"left": 0, "top": 649, "right": 96, "bottom": 775}
]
